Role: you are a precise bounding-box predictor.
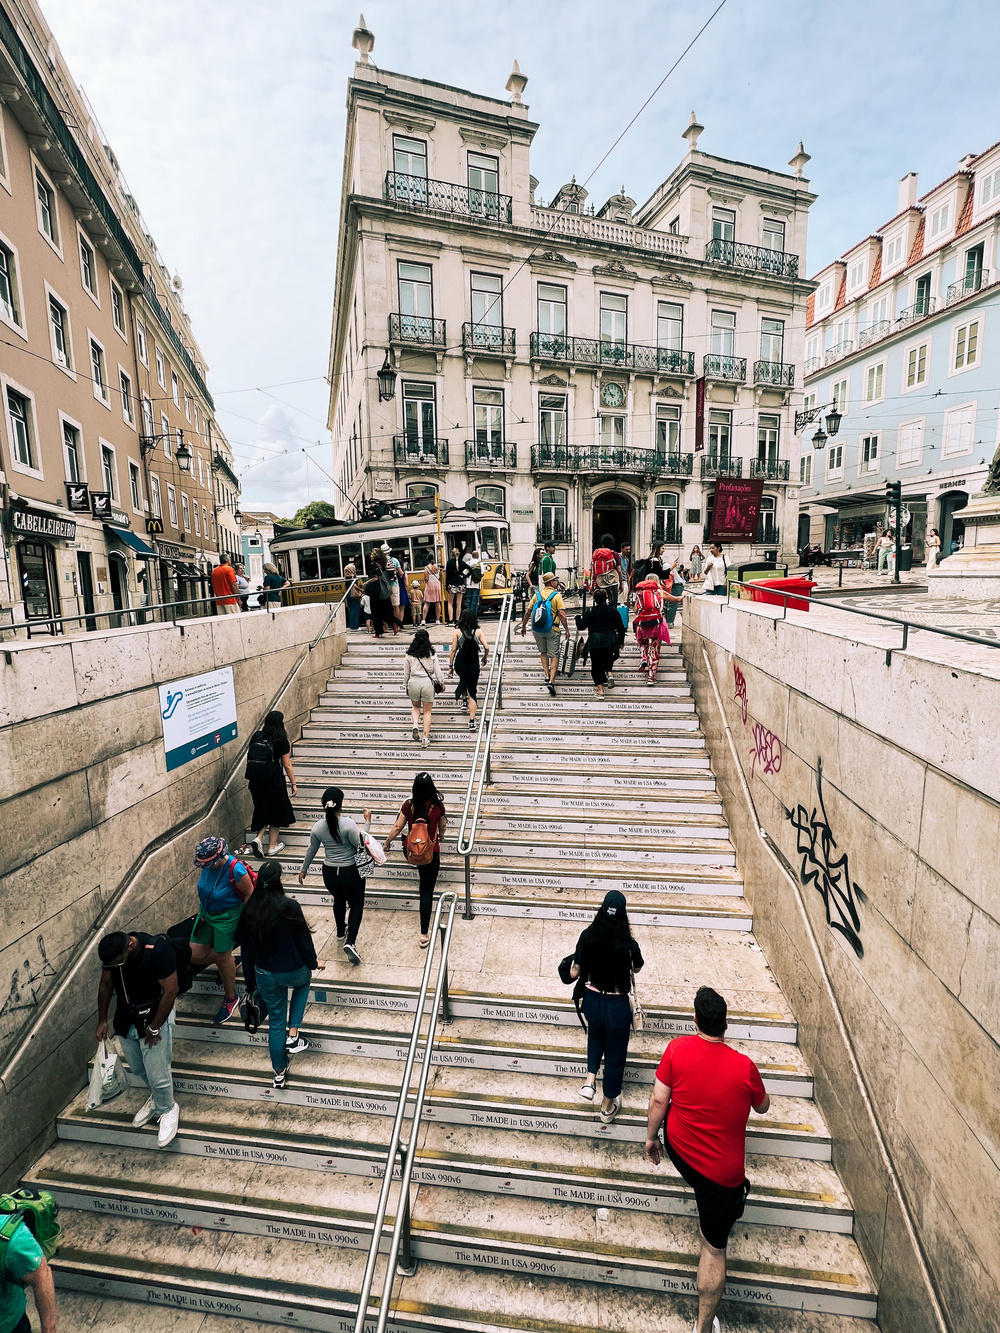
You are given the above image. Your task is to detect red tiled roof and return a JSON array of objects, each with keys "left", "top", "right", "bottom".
[
  {"left": 970, "top": 137, "right": 1000, "bottom": 166},
  {"left": 840, "top": 235, "right": 880, "bottom": 260},
  {"left": 832, "top": 270, "right": 847, "bottom": 312},
  {"left": 955, "top": 185, "right": 975, "bottom": 237},
  {"left": 917, "top": 171, "right": 968, "bottom": 203},
  {"left": 906, "top": 217, "right": 925, "bottom": 266},
  {"left": 805, "top": 292, "right": 815, "bottom": 328},
  {"left": 874, "top": 206, "right": 919, "bottom": 234},
  {"left": 867, "top": 251, "right": 882, "bottom": 290}
]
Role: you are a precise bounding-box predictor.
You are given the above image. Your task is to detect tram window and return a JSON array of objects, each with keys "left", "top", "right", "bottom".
[
  {"left": 298, "top": 547, "right": 320, "bottom": 581},
  {"left": 499, "top": 529, "right": 509, "bottom": 561},
  {"left": 320, "top": 546, "right": 342, "bottom": 578},
  {"left": 452, "top": 530, "right": 475, "bottom": 553},
  {"left": 388, "top": 538, "right": 412, "bottom": 571},
  {"left": 276, "top": 552, "right": 292, "bottom": 581},
  {"left": 340, "top": 541, "right": 363, "bottom": 574},
  {"left": 480, "top": 527, "right": 500, "bottom": 559},
  {"left": 412, "top": 533, "right": 437, "bottom": 569}
]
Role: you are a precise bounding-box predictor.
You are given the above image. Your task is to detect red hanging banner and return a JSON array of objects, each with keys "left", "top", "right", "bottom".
[
  {"left": 694, "top": 377, "right": 706, "bottom": 452},
  {"left": 709, "top": 478, "right": 765, "bottom": 539}
]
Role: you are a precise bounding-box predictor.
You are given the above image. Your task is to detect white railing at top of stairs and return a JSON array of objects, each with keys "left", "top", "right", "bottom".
[{"left": 455, "top": 593, "right": 515, "bottom": 919}]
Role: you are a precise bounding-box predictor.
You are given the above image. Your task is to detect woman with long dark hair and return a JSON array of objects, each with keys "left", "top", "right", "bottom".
[
  {"left": 570, "top": 889, "right": 644, "bottom": 1122},
  {"left": 381, "top": 772, "right": 447, "bottom": 948},
  {"left": 578, "top": 587, "right": 621, "bottom": 696},
  {"left": 404, "top": 627, "right": 444, "bottom": 749},
  {"left": 238, "top": 860, "right": 324, "bottom": 1088},
  {"left": 298, "top": 787, "right": 371, "bottom": 966},
  {"left": 247, "top": 710, "right": 297, "bottom": 858},
  {"left": 449, "top": 610, "right": 489, "bottom": 729}
]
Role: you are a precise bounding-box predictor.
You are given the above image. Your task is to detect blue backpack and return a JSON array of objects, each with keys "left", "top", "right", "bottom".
[{"left": 531, "top": 590, "right": 556, "bottom": 633}]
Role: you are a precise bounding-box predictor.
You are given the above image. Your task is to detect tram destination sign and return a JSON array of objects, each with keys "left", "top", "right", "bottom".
[
  {"left": 159, "top": 666, "right": 238, "bottom": 771},
  {"left": 9, "top": 505, "right": 76, "bottom": 541}
]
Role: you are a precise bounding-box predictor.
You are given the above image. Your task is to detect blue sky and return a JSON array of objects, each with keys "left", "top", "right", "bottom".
[{"left": 41, "top": 0, "right": 1000, "bottom": 516}]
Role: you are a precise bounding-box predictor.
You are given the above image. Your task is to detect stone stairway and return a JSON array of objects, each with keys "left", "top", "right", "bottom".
[{"left": 26, "top": 622, "right": 879, "bottom": 1332}]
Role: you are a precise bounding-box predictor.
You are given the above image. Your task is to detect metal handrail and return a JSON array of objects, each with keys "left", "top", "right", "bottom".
[
  {"left": 456, "top": 594, "right": 515, "bottom": 918},
  {"left": 353, "top": 890, "right": 459, "bottom": 1333}
]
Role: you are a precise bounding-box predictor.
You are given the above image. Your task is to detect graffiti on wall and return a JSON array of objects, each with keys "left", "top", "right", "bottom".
[
  {"left": 0, "top": 935, "right": 57, "bottom": 1026},
  {"left": 785, "top": 758, "right": 864, "bottom": 958},
  {"left": 733, "top": 662, "right": 748, "bottom": 725},
  {"left": 750, "top": 724, "right": 783, "bottom": 779}
]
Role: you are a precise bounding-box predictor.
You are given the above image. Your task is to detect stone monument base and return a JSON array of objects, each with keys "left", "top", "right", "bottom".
[{"left": 927, "top": 491, "right": 1000, "bottom": 597}]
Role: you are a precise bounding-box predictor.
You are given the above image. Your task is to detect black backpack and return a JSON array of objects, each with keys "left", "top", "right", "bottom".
[
  {"left": 164, "top": 920, "right": 196, "bottom": 995},
  {"left": 245, "top": 732, "right": 276, "bottom": 782}
]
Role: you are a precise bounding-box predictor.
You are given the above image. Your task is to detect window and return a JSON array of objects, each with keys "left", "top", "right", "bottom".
[
  {"left": 884, "top": 234, "right": 905, "bottom": 267},
  {"left": 708, "top": 409, "right": 731, "bottom": 461},
  {"left": 539, "top": 487, "right": 568, "bottom": 542},
  {"left": 953, "top": 319, "right": 980, "bottom": 370},
  {"left": 834, "top": 317, "right": 851, "bottom": 348},
  {"left": 49, "top": 295, "right": 71, "bottom": 368},
  {"left": 149, "top": 474, "right": 162, "bottom": 519},
  {"left": 653, "top": 492, "right": 679, "bottom": 543},
  {"left": 897, "top": 419, "right": 924, "bottom": 466},
  {"left": 78, "top": 234, "right": 97, "bottom": 296},
  {"left": 393, "top": 135, "right": 427, "bottom": 179},
  {"left": 202, "top": 505, "right": 209, "bottom": 536},
  {"left": 762, "top": 218, "right": 785, "bottom": 251},
  {"left": 942, "top": 404, "right": 975, "bottom": 458},
  {"left": 161, "top": 413, "right": 172, "bottom": 458},
  {"left": 861, "top": 434, "right": 880, "bottom": 473},
  {"left": 869, "top": 295, "right": 889, "bottom": 327},
  {"left": 397, "top": 261, "right": 433, "bottom": 336},
  {"left": 120, "top": 370, "right": 134, "bottom": 425},
  {"left": 905, "top": 343, "right": 928, "bottom": 388},
  {"left": 865, "top": 362, "right": 885, "bottom": 402},
  {"left": 756, "top": 496, "right": 777, "bottom": 544},
  {"left": 101, "top": 444, "right": 117, "bottom": 499},
  {"left": 468, "top": 152, "right": 499, "bottom": 218},
  {"left": 194, "top": 405, "right": 200, "bottom": 434},
  {"left": 0, "top": 241, "right": 21, "bottom": 326},
  {"left": 964, "top": 244, "right": 985, "bottom": 288},
  {"left": 802, "top": 391, "right": 817, "bottom": 415},
  {"left": 826, "top": 444, "right": 844, "bottom": 480},
  {"left": 710, "top": 309, "right": 736, "bottom": 356},
  {"left": 600, "top": 414, "right": 625, "bottom": 455},
  {"left": 471, "top": 271, "right": 505, "bottom": 339},
  {"left": 760, "top": 318, "right": 784, "bottom": 362},
  {"left": 805, "top": 336, "right": 819, "bottom": 365},
  {"left": 183, "top": 391, "right": 192, "bottom": 423},
  {"left": 831, "top": 378, "right": 848, "bottom": 414},
  {"left": 668, "top": 216, "right": 680, "bottom": 234},
  {"left": 815, "top": 284, "right": 832, "bottom": 313},
  {"left": 193, "top": 501, "right": 201, "bottom": 534},
  {"left": 712, "top": 207, "right": 736, "bottom": 242},
  {"left": 63, "top": 421, "right": 82, "bottom": 481},
  {"left": 129, "top": 460, "right": 142, "bottom": 510},
  {"left": 929, "top": 203, "right": 950, "bottom": 239},
  {"left": 757, "top": 414, "right": 779, "bottom": 465},
  {"left": 111, "top": 282, "right": 126, "bottom": 335},
  {"left": 90, "top": 338, "right": 109, "bottom": 403},
  {"left": 800, "top": 455, "right": 812, "bottom": 486},
  {"left": 402, "top": 381, "right": 435, "bottom": 452},
  {"left": 6, "top": 389, "right": 35, "bottom": 469},
  {"left": 155, "top": 348, "right": 166, "bottom": 388},
  {"left": 171, "top": 371, "right": 179, "bottom": 406},
  {"left": 979, "top": 170, "right": 1000, "bottom": 206},
  {"left": 474, "top": 386, "right": 504, "bottom": 451},
  {"left": 539, "top": 393, "right": 567, "bottom": 453},
  {"left": 537, "top": 283, "right": 566, "bottom": 337},
  {"left": 36, "top": 169, "right": 57, "bottom": 244},
  {"left": 600, "top": 292, "right": 627, "bottom": 348},
  {"left": 848, "top": 259, "right": 866, "bottom": 291},
  {"left": 136, "top": 319, "right": 147, "bottom": 365},
  {"left": 655, "top": 403, "right": 681, "bottom": 456},
  {"left": 656, "top": 301, "right": 683, "bottom": 351},
  {"left": 211, "top": 513, "right": 217, "bottom": 541},
  {"left": 406, "top": 482, "right": 437, "bottom": 503},
  {"left": 167, "top": 484, "right": 178, "bottom": 527},
  {"left": 475, "top": 484, "right": 505, "bottom": 516},
  {"left": 141, "top": 395, "right": 154, "bottom": 437},
  {"left": 181, "top": 493, "right": 191, "bottom": 531}
]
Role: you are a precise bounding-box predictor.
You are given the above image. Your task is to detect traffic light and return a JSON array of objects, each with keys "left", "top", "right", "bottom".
[{"left": 885, "top": 481, "right": 902, "bottom": 507}]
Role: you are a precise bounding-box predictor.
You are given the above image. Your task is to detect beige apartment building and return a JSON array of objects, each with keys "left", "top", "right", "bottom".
[
  {"left": 0, "top": 0, "right": 236, "bottom": 634},
  {"left": 328, "top": 29, "right": 815, "bottom": 576}
]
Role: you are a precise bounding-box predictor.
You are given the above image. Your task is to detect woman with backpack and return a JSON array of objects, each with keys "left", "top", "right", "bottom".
[
  {"left": 246, "top": 710, "right": 297, "bottom": 859},
  {"left": 569, "top": 889, "right": 644, "bottom": 1123},
  {"left": 238, "top": 859, "right": 325, "bottom": 1088},
  {"left": 404, "top": 627, "right": 445, "bottom": 749},
  {"left": 298, "top": 787, "right": 372, "bottom": 966},
  {"left": 577, "top": 588, "right": 621, "bottom": 696},
  {"left": 590, "top": 535, "right": 623, "bottom": 606},
  {"left": 381, "top": 772, "right": 447, "bottom": 948},
  {"left": 633, "top": 576, "right": 666, "bottom": 685},
  {"left": 444, "top": 548, "right": 465, "bottom": 625},
  {"left": 519, "top": 571, "right": 568, "bottom": 696},
  {"left": 191, "top": 836, "right": 255, "bottom": 1025},
  {"left": 449, "top": 610, "right": 489, "bottom": 729},
  {"left": 365, "top": 550, "right": 397, "bottom": 638}
]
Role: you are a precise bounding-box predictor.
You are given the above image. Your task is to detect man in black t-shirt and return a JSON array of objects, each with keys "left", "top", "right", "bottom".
[{"left": 96, "top": 931, "right": 180, "bottom": 1146}]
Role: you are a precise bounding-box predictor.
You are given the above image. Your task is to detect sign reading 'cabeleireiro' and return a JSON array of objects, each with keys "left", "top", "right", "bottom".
[{"left": 158, "top": 666, "right": 238, "bottom": 771}]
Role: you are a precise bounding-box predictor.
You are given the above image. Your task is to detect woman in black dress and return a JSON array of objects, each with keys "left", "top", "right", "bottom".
[
  {"left": 247, "top": 710, "right": 297, "bottom": 858},
  {"left": 579, "top": 588, "right": 621, "bottom": 696}
]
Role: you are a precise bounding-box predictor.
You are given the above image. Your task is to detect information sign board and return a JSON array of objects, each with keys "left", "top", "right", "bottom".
[{"left": 159, "top": 666, "right": 238, "bottom": 771}]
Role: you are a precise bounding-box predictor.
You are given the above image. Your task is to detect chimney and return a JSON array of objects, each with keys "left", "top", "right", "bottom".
[{"left": 898, "top": 172, "right": 918, "bottom": 213}]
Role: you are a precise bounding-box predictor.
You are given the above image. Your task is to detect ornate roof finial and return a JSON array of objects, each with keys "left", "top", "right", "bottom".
[
  {"left": 682, "top": 111, "right": 704, "bottom": 151},
  {"left": 506, "top": 59, "right": 528, "bottom": 104},
  {"left": 352, "top": 14, "right": 374, "bottom": 63},
  {"left": 788, "top": 142, "right": 811, "bottom": 178}
]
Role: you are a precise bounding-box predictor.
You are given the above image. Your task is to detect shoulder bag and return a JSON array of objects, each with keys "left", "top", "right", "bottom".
[{"left": 419, "top": 656, "right": 445, "bottom": 694}]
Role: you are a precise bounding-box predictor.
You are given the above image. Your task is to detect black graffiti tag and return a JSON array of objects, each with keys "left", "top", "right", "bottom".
[
  {"left": 785, "top": 758, "right": 864, "bottom": 958},
  {"left": 0, "top": 934, "right": 57, "bottom": 1024}
]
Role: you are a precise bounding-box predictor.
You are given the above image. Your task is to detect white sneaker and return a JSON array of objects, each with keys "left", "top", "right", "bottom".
[
  {"left": 691, "top": 1320, "right": 721, "bottom": 1333},
  {"left": 131, "top": 1095, "right": 156, "bottom": 1128},
  {"left": 157, "top": 1102, "right": 180, "bottom": 1147}
]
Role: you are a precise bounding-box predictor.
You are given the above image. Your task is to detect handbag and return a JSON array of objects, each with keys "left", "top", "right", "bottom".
[
  {"left": 628, "top": 965, "right": 645, "bottom": 1033},
  {"left": 355, "top": 830, "right": 386, "bottom": 878},
  {"left": 419, "top": 657, "right": 445, "bottom": 694}
]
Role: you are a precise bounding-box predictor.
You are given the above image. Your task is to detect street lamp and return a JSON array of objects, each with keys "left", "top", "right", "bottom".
[
  {"left": 811, "top": 424, "right": 828, "bottom": 449},
  {"left": 175, "top": 438, "right": 193, "bottom": 472},
  {"left": 795, "top": 403, "right": 843, "bottom": 439},
  {"left": 377, "top": 352, "right": 397, "bottom": 402}
]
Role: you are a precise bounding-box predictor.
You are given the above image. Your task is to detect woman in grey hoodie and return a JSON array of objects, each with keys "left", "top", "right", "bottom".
[{"left": 298, "top": 786, "right": 371, "bottom": 965}]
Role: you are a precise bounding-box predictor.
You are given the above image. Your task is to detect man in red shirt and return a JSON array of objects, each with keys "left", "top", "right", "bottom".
[
  {"left": 644, "top": 986, "right": 770, "bottom": 1333},
  {"left": 211, "top": 556, "right": 240, "bottom": 614}
]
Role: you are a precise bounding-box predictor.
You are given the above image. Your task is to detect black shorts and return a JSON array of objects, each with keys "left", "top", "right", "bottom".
[{"left": 665, "top": 1131, "right": 750, "bottom": 1250}]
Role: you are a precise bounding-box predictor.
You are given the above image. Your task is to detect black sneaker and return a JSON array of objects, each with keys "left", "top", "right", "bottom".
[
  {"left": 285, "top": 1035, "right": 310, "bottom": 1056},
  {"left": 344, "top": 942, "right": 362, "bottom": 966},
  {"left": 547, "top": 682, "right": 556, "bottom": 696}
]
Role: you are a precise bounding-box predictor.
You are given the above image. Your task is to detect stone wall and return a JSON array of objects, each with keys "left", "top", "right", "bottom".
[
  {"left": 683, "top": 596, "right": 999, "bottom": 1333},
  {"left": 0, "top": 604, "right": 345, "bottom": 1184}
]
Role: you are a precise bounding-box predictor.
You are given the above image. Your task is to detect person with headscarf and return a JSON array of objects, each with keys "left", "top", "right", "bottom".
[
  {"left": 298, "top": 787, "right": 371, "bottom": 966},
  {"left": 190, "top": 835, "right": 254, "bottom": 1025}
]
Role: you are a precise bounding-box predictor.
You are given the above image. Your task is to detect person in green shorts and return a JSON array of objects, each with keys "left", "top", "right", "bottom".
[
  {"left": 0, "top": 1212, "right": 58, "bottom": 1333},
  {"left": 191, "top": 835, "right": 254, "bottom": 1024}
]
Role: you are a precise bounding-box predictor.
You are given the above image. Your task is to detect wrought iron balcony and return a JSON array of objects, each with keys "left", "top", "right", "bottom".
[
  {"left": 529, "top": 332, "right": 695, "bottom": 375},
  {"left": 463, "top": 323, "right": 516, "bottom": 355},
  {"left": 393, "top": 436, "right": 449, "bottom": 467},
  {"left": 465, "top": 440, "right": 517, "bottom": 469},
  {"left": 753, "top": 360, "right": 795, "bottom": 387},
  {"left": 896, "top": 298, "right": 936, "bottom": 328},
  {"left": 703, "top": 355, "right": 746, "bottom": 382},
  {"left": 699, "top": 455, "right": 744, "bottom": 479},
  {"left": 659, "top": 451, "right": 695, "bottom": 476},
  {"left": 704, "top": 238, "right": 799, "bottom": 279},
  {"left": 824, "top": 340, "right": 853, "bottom": 365},
  {"left": 947, "top": 270, "right": 990, "bottom": 305},
  {"left": 803, "top": 356, "right": 821, "bottom": 375},
  {"left": 756, "top": 524, "right": 780, "bottom": 546},
  {"left": 530, "top": 445, "right": 689, "bottom": 476},
  {"left": 384, "top": 171, "right": 513, "bottom": 224},
  {"left": 388, "top": 313, "right": 447, "bottom": 348},
  {"left": 858, "top": 321, "right": 891, "bottom": 349},
  {"left": 537, "top": 521, "right": 573, "bottom": 544},
  {"left": 750, "top": 458, "right": 791, "bottom": 480}
]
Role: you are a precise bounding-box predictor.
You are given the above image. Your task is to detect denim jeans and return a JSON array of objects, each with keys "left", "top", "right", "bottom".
[
  {"left": 256, "top": 965, "right": 311, "bottom": 1073},
  {"left": 581, "top": 990, "right": 632, "bottom": 1099},
  {"left": 464, "top": 588, "right": 480, "bottom": 616},
  {"left": 347, "top": 596, "right": 361, "bottom": 630},
  {"left": 119, "top": 1012, "right": 175, "bottom": 1114}
]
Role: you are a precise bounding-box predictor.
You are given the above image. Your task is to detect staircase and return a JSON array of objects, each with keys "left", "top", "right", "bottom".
[{"left": 26, "top": 619, "right": 878, "bottom": 1332}]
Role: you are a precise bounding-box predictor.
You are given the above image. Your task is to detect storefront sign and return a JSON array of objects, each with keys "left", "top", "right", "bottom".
[
  {"left": 709, "top": 478, "right": 765, "bottom": 539},
  {"left": 108, "top": 507, "right": 132, "bottom": 530},
  {"left": 90, "top": 491, "right": 112, "bottom": 520},
  {"left": 146, "top": 518, "right": 164, "bottom": 534},
  {"left": 694, "top": 377, "right": 706, "bottom": 452},
  {"left": 512, "top": 505, "right": 535, "bottom": 521},
  {"left": 65, "top": 484, "right": 90, "bottom": 513},
  {"left": 159, "top": 666, "right": 238, "bottom": 772},
  {"left": 156, "top": 541, "right": 185, "bottom": 558},
  {"left": 9, "top": 505, "right": 76, "bottom": 541},
  {"left": 373, "top": 477, "right": 393, "bottom": 492}
]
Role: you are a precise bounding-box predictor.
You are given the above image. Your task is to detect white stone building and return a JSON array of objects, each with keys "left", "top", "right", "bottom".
[{"left": 328, "top": 25, "right": 816, "bottom": 576}]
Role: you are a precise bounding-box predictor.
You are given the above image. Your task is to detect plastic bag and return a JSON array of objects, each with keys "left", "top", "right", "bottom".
[
  {"left": 363, "top": 833, "right": 387, "bottom": 866},
  {"left": 85, "top": 1040, "right": 129, "bottom": 1111}
]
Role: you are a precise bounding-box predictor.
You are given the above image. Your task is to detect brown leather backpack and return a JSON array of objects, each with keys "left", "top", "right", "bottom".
[{"left": 404, "top": 818, "right": 435, "bottom": 866}]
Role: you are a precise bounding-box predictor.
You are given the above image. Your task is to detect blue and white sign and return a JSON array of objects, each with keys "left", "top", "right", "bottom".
[{"left": 159, "top": 666, "right": 238, "bottom": 771}]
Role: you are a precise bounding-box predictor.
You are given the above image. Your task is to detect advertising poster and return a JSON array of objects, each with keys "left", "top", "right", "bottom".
[
  {"left": 159, "top": 666, "right": 238, "bottom": 771},
  {"left": 709, "top": 478, "right": 765, "bottom": 539}
]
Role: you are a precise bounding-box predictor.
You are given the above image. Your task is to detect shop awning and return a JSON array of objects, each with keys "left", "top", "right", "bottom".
[{"left": 105, "top": 524, "right": 157, "bottom": 557}]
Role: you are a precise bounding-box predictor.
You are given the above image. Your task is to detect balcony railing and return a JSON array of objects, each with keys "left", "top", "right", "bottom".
[
  {"left": 756, "top": 525, "right": 780, "bottom": 546},
  {"left": 393, "top": 436, "right": 449, "bottom": 467},
  {"left": 753, "top": 360, "right": 795, "bottom": 387},
  {"left": 530, "top": 446, "right": 690, "bottom": 476},
  {"left": 803, "top": 356, "right": 822, "bottom": 375},
  {"left": 858, "top": 321, "right": 891, "bottom": 349},
  {"left": 947, "top": 271, "right": 990, "bottom": 305},
  {"left": 465, "top": 440, "right": 517, "bottom": 469},
  {"left": 703, "top": 354, "right": 746, "bottom": 382},
  {"left": 537, "top": 521, "right": 573, "bottom": 544},
  {"left": 385, "top": 172, "right": 512, "bottom": 224},
  {"left": 659, "top": 451, "right": 695, "bottom": 476},
  {"left": 530, "top": 333, "right": 695, "bottom": 376},
  {"left": 896, "top": 298, "right": 936, "bottom": 328},
  {"left": 699, "top": 455, "right": 744, "bottom": 479},
  {"left": 824, "top": 340, "right": 853, "bottom": 365},
  {"left": 704, "top": 238, "right": 799, "bottom": 279},
  {"left": 388, "top": 313, "right": 447, "bottom": 348},
  {"left": 750, "top": 458, "right": 791, "bottom": 481},
  {"left": 463, "top": 323, "right": 516, "bottom": 355},
  {"left": 529, "top": 206, "right": 689, "bottom": 257}
]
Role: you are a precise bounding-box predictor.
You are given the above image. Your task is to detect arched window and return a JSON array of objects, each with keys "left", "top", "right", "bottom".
[
  {"left": 539, "top": 488, "right": 568, "bottom": 543},
  {"left": 653, "top": 492, "right": 679, "bottom": 544},
  {"left": 756, "top": 495, "right": 777, "bottom": 544},
  {"left": 406, "top": 482, "right": 437, "bottom": 502},
  {"left": 475, "top": 484, "right": 505, "bottom": 516}
]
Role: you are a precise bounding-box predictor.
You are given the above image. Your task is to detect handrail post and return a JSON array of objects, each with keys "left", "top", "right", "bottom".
[
  {"left": 438, "top": 922, "right": 451, "bottom": 1023},
  {"left": 463, "top": 853, "right": 473, "bottom": 920},
  {"left": 395, "top": 1142, "right": 417, "bottom": 1276}
]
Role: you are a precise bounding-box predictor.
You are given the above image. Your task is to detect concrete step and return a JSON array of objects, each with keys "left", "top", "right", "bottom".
[
  {"left": 320, "top": 680, "right": 695, "bottom": 699},
  {"left": 291, "top": 759, "right": 719, "bottom": 794},
  {"left": 314, "top": 693, "right": 696, "bottom": 716},
  {"left": 333, "top": 665, "right": 690, "bottom": 683},
  {"left": 290, "top": 780, "right": 725, "bottom": 817},
  {"left": 294, "top": 739, "right": 711, "bottom": 772},
  {"left": 299, "top": 727, "right": 710, "bottom": 757}
]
